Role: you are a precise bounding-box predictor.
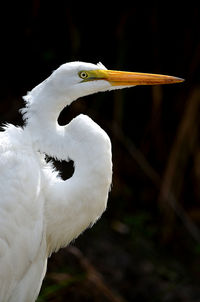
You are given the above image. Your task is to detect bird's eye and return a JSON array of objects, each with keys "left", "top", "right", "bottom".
[{"left": 79, "top": 71, "right": 88, "bottom": 79}]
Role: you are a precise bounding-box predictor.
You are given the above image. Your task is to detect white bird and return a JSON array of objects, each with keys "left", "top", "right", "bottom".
[{"left": 0, "top": 61, "right": 183, "bottom": 302}]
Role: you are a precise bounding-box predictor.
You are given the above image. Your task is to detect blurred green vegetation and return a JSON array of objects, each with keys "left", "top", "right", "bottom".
[{"left": 1, "top": 2, "right": 200, "bottom": 301}]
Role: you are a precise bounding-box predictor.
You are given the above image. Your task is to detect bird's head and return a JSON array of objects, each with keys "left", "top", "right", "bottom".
[{"left": 49, "top": 61, "right": 184, "bottom": 101}]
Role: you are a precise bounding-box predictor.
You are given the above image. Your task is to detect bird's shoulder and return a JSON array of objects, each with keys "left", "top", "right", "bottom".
[{"left": 0, "top": 125, "right": 42, "bottom": 193}]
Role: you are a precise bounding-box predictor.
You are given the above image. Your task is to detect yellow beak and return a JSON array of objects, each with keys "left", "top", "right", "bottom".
[
  {"left": 103, "top": 70, "right": 184, "bottom": 86},
  {"left": 85, "top": 69, "right": 184, "bottom": 86}
]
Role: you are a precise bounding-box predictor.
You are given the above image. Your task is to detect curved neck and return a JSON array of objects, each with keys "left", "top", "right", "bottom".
[{"left": 23, "top": 84, "right": 112, "bottom": 254}]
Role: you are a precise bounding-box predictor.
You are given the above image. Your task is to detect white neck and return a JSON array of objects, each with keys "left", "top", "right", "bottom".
[
  {"left": 23, "top": 81, "right": 112, "bottom": 254},
  {"left": 23, "top": 79, "right": 71, "bottom": 158}
]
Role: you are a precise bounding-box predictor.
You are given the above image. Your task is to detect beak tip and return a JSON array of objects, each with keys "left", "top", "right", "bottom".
[{"left": 175, "top": 76, "right": 185, "bottom": 83}]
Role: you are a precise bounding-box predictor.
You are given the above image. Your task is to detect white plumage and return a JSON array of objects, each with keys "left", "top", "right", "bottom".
[{"left": 0, "top": 61, "right": 182, "bottom": 301}]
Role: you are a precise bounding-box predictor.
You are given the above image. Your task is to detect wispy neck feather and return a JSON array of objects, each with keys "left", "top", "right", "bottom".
[{"left": 22, "top": 78, "right": 71, "bottom": 124}]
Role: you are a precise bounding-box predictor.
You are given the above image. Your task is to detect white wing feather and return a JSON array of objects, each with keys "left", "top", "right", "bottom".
[{"left": 0, "top": 127, "right": 46, "bottom": 302}]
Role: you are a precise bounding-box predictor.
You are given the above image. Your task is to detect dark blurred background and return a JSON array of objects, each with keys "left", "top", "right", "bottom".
[{"left": 1, "top": 2, "right": 200, "bottom": 301}]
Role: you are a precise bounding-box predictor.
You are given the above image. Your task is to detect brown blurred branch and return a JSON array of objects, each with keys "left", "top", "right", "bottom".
[
  {"left": 46, "top": 246, "right": 128, "bottom": 302},
  {"left": 112, "top": 123, "right": 161, "bottom": 187},
  {"left": 158, "top": 88, "right": 200, "bottom": 241},
  {"left": 67, "top": 246, "right": 127, "bottom": 302},
  {"left": 112, "top": 114, "right": 200, "bottom": 244}
]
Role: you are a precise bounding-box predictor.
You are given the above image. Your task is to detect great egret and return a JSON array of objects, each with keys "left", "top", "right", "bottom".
[{"left": 0, "top": 61, "right": 183, "bottom": 302}]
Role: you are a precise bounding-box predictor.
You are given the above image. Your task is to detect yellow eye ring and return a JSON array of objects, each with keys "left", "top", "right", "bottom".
[{"left": 79, "top": 71, "right": 88, "bottom": 79}]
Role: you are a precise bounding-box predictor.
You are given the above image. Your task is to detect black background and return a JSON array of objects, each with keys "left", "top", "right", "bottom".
[{"left": 1, "top": 2, "right": 200, "bottom": 301}]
